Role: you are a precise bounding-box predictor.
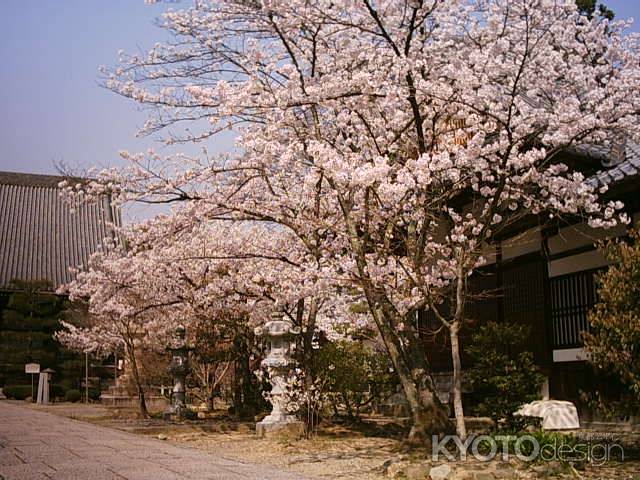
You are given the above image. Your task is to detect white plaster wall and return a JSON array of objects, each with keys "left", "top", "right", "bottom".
[
  {"left": 501, "top": 226, "right": 541, "bottom": 260},
  {"left": 476, "top": 243, "right": 498, "bottom": 266},
  {"left": 547, "top": 222, "right": 626, "bottom": 255},
  {"left": 552, "top": 348, "right": 589, "bottom": 363},
  {"left": 548, "top": 249, "right": 608, "bottom": 278}
]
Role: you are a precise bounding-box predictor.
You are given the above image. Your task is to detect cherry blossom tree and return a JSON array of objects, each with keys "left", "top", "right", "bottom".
[
  {"left": 56, "top": 216, "right": 336, "bottom": 416},
  {"left": 64, "top": 0, "right": 640, "bottom": 440},
  {"left": 55, "top": 234, "right": 183, "bottom": 417}
]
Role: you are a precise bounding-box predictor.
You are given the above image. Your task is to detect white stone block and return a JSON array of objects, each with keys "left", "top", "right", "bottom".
[{"left": 515, "top": 400, "right": 580, "bottom": 430}]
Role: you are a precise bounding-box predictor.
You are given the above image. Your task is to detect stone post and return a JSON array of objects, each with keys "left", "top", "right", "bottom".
[
  {"left": 255, "top": 311, "right": 304, "bottom": 437},
  {"left": 36, "top": 368, "right": 55, "bottom": 404}
]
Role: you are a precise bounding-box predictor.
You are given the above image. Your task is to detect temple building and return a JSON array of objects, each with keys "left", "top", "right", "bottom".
[
  {"left": 422, "top": 141, "right": 640, "bottom": 423},
  {"left": 0, "top": 171, "right": 119, "bottom": 392}
]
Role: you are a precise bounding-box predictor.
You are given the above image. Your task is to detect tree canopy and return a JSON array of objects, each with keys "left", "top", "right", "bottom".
[{"left": 58, "top": 0, "right": 640, "bottom": 439}]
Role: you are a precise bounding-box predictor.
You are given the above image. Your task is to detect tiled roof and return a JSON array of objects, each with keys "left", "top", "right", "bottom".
[
  {"left": 0, "top": 171, "right": 120, "bottom": 292},
  {"left": 584, "top": 141, "right": 640, "bottom": 189}
]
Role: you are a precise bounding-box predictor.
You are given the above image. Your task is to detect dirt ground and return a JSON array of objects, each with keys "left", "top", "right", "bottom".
[
  {"left": 15, "top": 401, "right": 640, "bottom": 480},
  {"left": 48, "top": 403, "right": 402, "bottom": 479}
]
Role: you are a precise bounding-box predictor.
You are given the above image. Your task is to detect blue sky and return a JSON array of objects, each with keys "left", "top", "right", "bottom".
[
  {"left": 1, "top": 0, "right": 639, "bottom": 180},
  {"left": 0, "top": 1, "right": 182, "bottom": 178}
]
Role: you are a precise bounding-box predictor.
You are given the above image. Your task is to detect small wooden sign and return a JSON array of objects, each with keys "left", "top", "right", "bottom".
[{"left": 25, "top": 363, "right": 40, "bottom": 374}]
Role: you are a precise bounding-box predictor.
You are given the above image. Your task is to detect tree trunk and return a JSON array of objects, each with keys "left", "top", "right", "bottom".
[
  {"left": 343, "top": 392, "right": 354, "bottom": 419},
  {"left": 450, "top": 323, "right": 467, "bottom": 439},
  {"left": 207, "top": 370, "right": 215, "bottom": 411},
  {"left": 331, "top": 397, "right": 340, "bottom": 417},
  {"left": 127, "top": 343, "right": 149, "bottom": 419},
  {"left": 374, "top": 304, "right": 451, "bottom": 442},
  {"left": 233, "top": 357, "right": 242, "bottom": 415},
  {"left": 297, "top": 298, "right": 318, "bottom": 386},
  {"left": 396, "top": 356, "right": 451, "bottom": 442},
  {"left": 233, "top": 331, "right": 258, "bottom": 418},
  {"left": 295, "top": 298, "right": 322, "bottom": 435},
  {"left": 337, "top": 204, "right": 451, "bottom": 440}
]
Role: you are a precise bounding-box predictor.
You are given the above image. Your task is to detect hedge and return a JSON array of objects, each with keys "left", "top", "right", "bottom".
[
  {"left": 88, "top": 387, "right": 101, "bottom": 401},
  {"left": 50, "top": 384, "right": 66, "bottom": 399},
  {"left": 3, "top": 385, "right": 33, "bottom": 400},
  {"left": 65, "top": 389, "right": 82, "bottom": 402}
]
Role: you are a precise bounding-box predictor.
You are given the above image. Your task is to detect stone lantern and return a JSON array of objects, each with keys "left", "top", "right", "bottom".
[
  {"left": 164, "top": 325, "right": 194, "bottom": 421},
  {"left": 255, "top": 311, "right": 303, "bottom": 437}
]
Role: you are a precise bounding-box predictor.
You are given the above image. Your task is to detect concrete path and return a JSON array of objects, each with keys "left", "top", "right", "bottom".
[{"left": 0, "top": 402, "right": 311, "bottom": 480}]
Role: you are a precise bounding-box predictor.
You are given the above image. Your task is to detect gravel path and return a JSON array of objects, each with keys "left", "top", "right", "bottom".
[{"left": 0, "top": 401, "right": 313, "bottom": 480}]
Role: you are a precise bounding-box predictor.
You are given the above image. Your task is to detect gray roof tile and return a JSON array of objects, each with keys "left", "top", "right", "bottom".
[
  {"left": 0, "top": 171, "right": 120, "bottom": 291},
  {"left": 610, "top": 168, "right": 625, "bottom": 181},
  {"left": 581, "top": 140, "right": 640, "bottom": 189},
  {"left": 620, "top": 163, "right": 638, "bottom": 176}
]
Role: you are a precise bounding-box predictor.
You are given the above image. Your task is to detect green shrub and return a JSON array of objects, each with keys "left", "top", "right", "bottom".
[
  {"left": 477, "top": 431, "right": 585, "bottom": 464},
  {"left": 65, "top": 389, "right": 82, "bottom": 402},
  {"left": 315, "top": 340, "right": 397, "bottom": 419},
  {"left": 4, "top": 383, "right": 72, "bottom": 401},
  {"left": 509, "top": 414, "right": 542, "bottom": 432},
  {"left": 3, "top": 385, "right": 33, "bottom": 400},
  {"left": 583, "top": 229, "right": 640, "bottom": 416},
  {"left": 58, "top": 378, "right": 76, "bottom": 392},
  {"left": 529, "top": 431, "right": 582, "bottom": 458},
  {"left": 467, "top": 321, "right": 544, "bottom": 431},
  {"left": 50, "top": 384, "right": 66, "bottom": 399},
  {"left": 88, "top": 387, "right": 101, "bottom": 401}
]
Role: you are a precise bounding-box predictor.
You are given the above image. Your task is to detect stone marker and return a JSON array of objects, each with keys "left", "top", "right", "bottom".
[{"left": 36, "top": 368, "right": 55, "bottom": 404}]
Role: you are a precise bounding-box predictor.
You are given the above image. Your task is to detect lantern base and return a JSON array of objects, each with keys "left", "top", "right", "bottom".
[
  {"left": 255, "top": 418, "right": 304, "bottom": 438},
  {"left": 163, "top": 404, "right": 196, "bottom": 422}
]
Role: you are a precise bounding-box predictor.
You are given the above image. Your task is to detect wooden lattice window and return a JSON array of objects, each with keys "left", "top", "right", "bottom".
[{"left": 550, "top": 269, "right": 599, "bottom": 348}]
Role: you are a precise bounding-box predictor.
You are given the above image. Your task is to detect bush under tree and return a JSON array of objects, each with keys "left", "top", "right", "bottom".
[
  {"left": 65, "top": 389, "right": 82, "bottom": 403},
  {"left": 315, "top": 340, "right": 397, "bottom": 420},
  {"left": 467, "top": 321, "right": 544, "bottom": 431},
  {"left": 583, "top": 230, "right": 640, "bottom": 417},
  {"left": 3, "top": 385, "right": 33, "bottom": 400}
]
